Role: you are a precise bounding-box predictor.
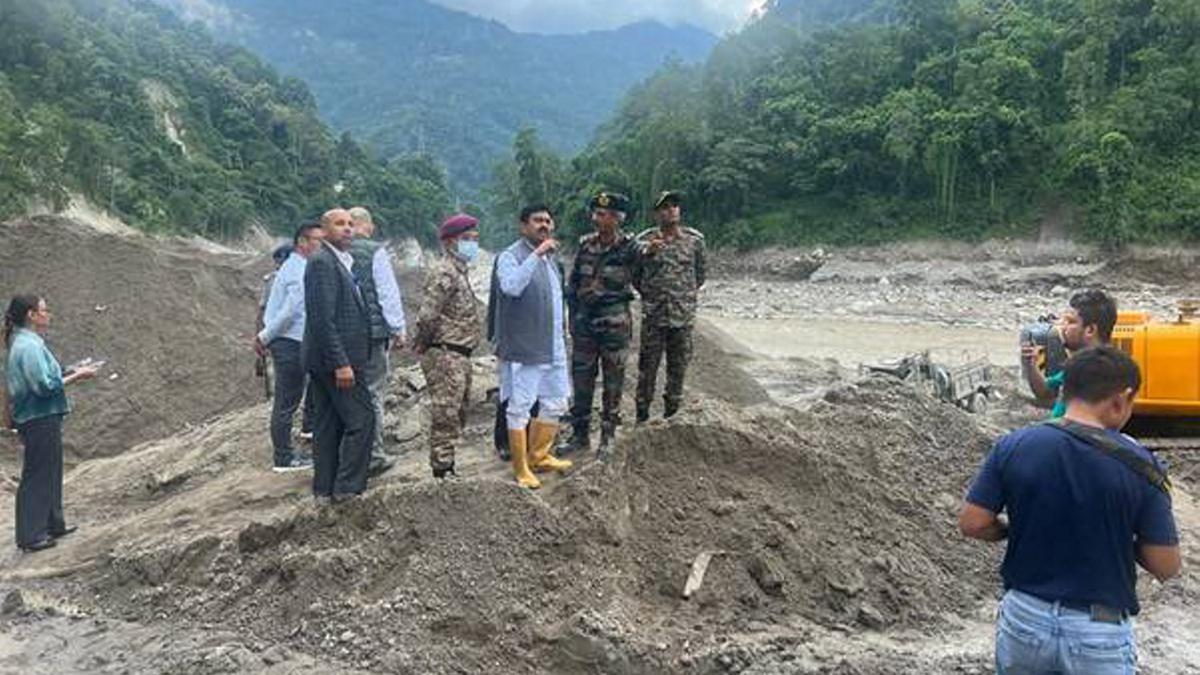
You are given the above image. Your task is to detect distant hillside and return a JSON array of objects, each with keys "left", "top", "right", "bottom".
[
  {"left": 0, "top": 0, "right": 450, "bottom": 239},
  {"left": 520, "top": 0, "right": 1200, "bottom": 248},
  {"left": 155, "top": 0, "right": 718, "bottom": 194}
]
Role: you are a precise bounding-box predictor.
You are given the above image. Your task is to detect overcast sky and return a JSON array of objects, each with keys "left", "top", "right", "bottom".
[{"left": 429, "top": 0, "right": 766, "bottom": 35}]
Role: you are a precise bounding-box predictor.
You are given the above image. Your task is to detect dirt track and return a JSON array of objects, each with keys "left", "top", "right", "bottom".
[{"left": 1, "top": 224, "right": 1199, "bottom": 674}]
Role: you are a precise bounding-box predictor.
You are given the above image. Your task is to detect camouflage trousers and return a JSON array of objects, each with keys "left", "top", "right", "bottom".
[
  {"left": 419, "top": 347, "right": 472, "bottom": 472},
  {"left": 570, "top": 331, "right": 629, "bottom": 433},
  {"left": 636, "top": 324, "right": 693, "bottom": 417}
]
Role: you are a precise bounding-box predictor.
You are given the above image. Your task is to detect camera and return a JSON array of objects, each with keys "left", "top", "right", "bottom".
[{"left": 1020, "top": 315, "right": 1068, "bottom": 376}]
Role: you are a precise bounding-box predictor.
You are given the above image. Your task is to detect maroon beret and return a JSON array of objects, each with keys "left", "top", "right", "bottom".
[{"left": 439, "top": 213, "right": 478, "bottom": 240}]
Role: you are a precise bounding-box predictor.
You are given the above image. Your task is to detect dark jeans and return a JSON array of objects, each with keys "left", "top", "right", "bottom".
[
  {"left": 16, "top": 415, "right": 65, "bottom": 546},
  {"left": 308, "top": 370, "right": 375, "bottom": 497},
  {"left": 269, "top": 339, "right": 306, "bottom": 463}
]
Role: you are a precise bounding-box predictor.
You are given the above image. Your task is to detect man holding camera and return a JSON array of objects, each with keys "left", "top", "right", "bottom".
[{"left": 1022, "top": 289, "right": 1117, "bottom": 417}]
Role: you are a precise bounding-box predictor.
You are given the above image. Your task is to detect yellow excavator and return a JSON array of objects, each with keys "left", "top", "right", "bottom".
[{"left": 1112, "top": 300, "right": 1200, "bottom": 448}]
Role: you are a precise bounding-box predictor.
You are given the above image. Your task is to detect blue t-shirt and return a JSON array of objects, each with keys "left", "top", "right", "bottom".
[{"left": 966, "top": 424, "right": 1178, "bottom": 614}]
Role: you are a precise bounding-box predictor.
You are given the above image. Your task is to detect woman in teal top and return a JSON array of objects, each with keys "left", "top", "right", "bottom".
[{"left": 4, "top": 295, "right": 97, "bottom": 552}]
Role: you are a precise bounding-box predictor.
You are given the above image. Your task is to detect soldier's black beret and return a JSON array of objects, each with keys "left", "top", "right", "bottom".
[
  {"left": 588, "top": 191, "right": 630, "bottom": 214},
  {"left": 653, "top": 190, "right": 683, "bottom": 209}
]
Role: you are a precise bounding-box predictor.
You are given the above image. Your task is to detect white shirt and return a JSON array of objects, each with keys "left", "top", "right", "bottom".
[
  {"left": 327, "top": 241, "right": 354, "bottom": 273},
  {"left": 372, "top": 247, "right": 407, "bottom": 336}
]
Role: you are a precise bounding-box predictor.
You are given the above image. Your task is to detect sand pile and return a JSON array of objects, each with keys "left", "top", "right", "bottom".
[
  {"left": 60, "top": 365, "right": 999, "bottom": 673},
  {"left": 0, "top": 216, "right": 267, "bottom": 460}
]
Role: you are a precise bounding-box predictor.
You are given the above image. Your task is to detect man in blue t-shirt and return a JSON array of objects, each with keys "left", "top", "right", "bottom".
[
  {"left": 1022, "top": 289, "right": 1117, "bottom": 417},
  {"left": 960, "top": 346, "right": 1180, "bottom": 674}
]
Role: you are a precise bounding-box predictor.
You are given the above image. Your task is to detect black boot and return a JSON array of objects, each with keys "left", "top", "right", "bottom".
[
  {"left": 432, "top": 463, "right": 457, "bottom": 480},
  {"left": 635, "top": 406, "right": 649, "bottom": 423},
  {"left": 664, "top": 399, "right": 680, "bottom": 419},
  {"left": 558, "top": 425, "right": 590, "bottom": 456},
  {"left": 596, "top": 422, "right": 617, "bottom": 463}
]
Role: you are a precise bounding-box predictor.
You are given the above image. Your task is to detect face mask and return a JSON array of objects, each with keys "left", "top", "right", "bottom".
[{"left": 456, "top": 239, "right": 480, "bottom": 263}]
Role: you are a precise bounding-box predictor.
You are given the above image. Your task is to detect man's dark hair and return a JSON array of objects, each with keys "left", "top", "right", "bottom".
[
  {"left": 293, "top": 222, "right": 321, "bottom": 246},
  {"left": 1062, "top": 346, "right": 1141, "bottom": 404},
  {"left": 1070, "top": 289, "right": 1118, "bottom": 342},
  {"left": 519, "top": 204, "right": 554, "bottom": 223}
]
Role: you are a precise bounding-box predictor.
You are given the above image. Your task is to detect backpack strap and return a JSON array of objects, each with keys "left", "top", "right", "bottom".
[{"left": 1045, "top": 420, "right": 1172, "bottom": 494}]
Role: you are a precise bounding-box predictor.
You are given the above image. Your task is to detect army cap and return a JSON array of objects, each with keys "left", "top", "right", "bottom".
[
  {"left": 588, "top": 191, "right": 630, "bottom": 214},
  {"left": 653, "top": 190, "right": 683, "bottom": 210}
]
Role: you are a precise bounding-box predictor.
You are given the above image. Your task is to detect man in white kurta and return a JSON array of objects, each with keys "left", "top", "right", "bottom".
[{"left": 490, "top": 205, "right": 573, "bottom": 488}]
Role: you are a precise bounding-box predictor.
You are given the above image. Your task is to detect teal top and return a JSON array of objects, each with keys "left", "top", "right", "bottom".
[
  {"left": 1046, "top": 370, "right": 1066, "bottom": 418},
  {"left": 5, "top": 328, "right": 69, "bottom": 425}
]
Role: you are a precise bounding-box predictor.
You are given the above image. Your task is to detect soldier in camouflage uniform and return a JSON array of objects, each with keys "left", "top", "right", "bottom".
[
  {"left": 563, "top": 192, "right": 640, "bottom": 460},
  {"left": 413, "top": 214, "right": 482, "bottom": 479},
  {"left": 634, "top": 191, "right": 706, "bottom": 421}
]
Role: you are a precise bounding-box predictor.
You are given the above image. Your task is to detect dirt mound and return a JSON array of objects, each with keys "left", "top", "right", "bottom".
[
  {"left": 44, "top": 365, "right": 997, "bottom": 673},
  {"left": 0, "top": 216, "right": 267, "bottom": 460}
]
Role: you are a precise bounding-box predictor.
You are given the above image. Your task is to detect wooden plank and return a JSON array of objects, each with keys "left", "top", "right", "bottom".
[{"left": 682, "top": 551, "right": 716, "bottom": 599}]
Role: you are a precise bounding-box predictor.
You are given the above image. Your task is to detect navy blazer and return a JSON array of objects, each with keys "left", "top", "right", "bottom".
[{"left": 303, "top": 242, "right": 371, "bottom": 374}]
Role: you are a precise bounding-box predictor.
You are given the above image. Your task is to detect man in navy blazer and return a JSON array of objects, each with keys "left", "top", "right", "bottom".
[{"left": 303, "top": 208, "right": 375, "bottom": 501}]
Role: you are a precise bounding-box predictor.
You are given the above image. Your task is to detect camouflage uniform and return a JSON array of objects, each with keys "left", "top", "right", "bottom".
[
  {"left": 567, "top": 231, "right": 640, "bottom": 443},
  {"left": 414, "top": 253, "right": 480, "bottom": 474},
  {"left": 634, "top": 226, "right": 706, "bottom": 419}
]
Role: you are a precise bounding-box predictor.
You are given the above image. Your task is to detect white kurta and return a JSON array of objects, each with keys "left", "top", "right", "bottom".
[{"left": 495, "top": 247, "right": 569, "bottom": 428}]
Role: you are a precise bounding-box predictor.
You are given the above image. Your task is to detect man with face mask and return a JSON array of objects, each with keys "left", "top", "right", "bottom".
[
  {"left": 413, "top": 214, "right": 482, "bottom": 479},
  {"left": 490, "top": 204, "right": 573, "bottom": 488},
  {"left": 561, "top": 191, "right": 640, "bottom": 461}
]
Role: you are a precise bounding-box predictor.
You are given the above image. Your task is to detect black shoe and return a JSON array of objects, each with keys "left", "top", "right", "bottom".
[
  {"left": 49, "top": 525, "right": 77, "bottom": 539},
  {"left": 432, "top": 464, "right": 457, "bottom": 480},
  {"left": 558, "top": 429, "right": 590, "bottom": 457},
  {"left": 635, "top": 408, "right": 649, "bottom": 424},
  {"left": 273, "top": 454, "right": 314, "bottom": 473},
  {"left": 596, "top": 423, "right": 616, "bottom": 463},
  {"left": 368, "top": 455, "right": 394, "bottom": 478},
  {"left": 18, "top": 537, "right": 56, "bottom": 553},
  {"left": 664, "top": 401, "right": 680, "bottom": 419}
]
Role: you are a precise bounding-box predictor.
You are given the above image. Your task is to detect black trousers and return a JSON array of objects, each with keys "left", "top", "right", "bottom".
[
  {"left": 269, "top": 339, "right": 306, "bottom": 463},
  {"left": 308, "top": 370, "right": 375, "bottom": 497},
  {"left": 16, "top": 415, "right": 65, "bottom": 546}
]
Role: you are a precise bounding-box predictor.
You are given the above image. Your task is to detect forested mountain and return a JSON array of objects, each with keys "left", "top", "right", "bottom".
[
  {"left": 0, "top": 0, "right": 450, "bottom": 240},
  {"left": 154, "top": 0, "right": 718, "bottom": 196},
  {"left": 499, "top": 0, "right": 1200, "bottom": 248}
]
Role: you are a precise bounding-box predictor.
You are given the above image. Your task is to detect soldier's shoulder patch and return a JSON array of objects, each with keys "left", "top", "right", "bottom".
[
  {"left": 634, "top": 228, "right": 658, "bottom": 241},
  {"left": 682, "top": 226, "right": 705, "bottom": 240},
  {"left": 578, "top": 232, "right": 598, "bottom": 245}
]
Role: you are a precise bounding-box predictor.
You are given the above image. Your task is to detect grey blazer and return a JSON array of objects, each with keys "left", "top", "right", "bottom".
[{"left": 303, "top": 243, "right": 370, "bottom": 374}]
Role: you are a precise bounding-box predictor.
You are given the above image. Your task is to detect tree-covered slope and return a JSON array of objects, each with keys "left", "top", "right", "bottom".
[
  {"left": 512, "top": 0, "right": 1200, "bottom": 248},
  {"left": 156, "top": 0, "right": 718, "bottom": 195},
  {"left": 0, "top": 0, "right": 450, "bottom": 239}
]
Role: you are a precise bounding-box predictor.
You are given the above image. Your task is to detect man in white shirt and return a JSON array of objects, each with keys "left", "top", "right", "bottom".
[
  {"left": 255, "top": 222, "right": 324, "bottom": 472},
  {"left": 348, "top": 207, "right": 408, "bottom": 475}
]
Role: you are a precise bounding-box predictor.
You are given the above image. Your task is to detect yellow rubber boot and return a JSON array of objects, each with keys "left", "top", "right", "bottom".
[
  {"left": 528, "top": 419, "right": 573, "bottom": 473},
  {"left": 508, "top": 429, "right": 541, "bottom": 489}
]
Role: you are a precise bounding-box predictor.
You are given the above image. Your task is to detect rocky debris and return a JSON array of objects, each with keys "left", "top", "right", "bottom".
[
  {"left": 1, "top": 589, "right": 25, "bottom": 617},
  {"left": 710, "top": 247, "right": 829, "bottom": 281}
]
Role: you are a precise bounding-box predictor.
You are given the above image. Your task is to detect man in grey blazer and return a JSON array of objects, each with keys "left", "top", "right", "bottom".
[{"left": 303, "top": 208, "right": 375, "bottom": 501}]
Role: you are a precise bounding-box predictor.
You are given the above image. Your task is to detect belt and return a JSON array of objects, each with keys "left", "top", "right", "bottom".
[
  {"left": 1059, "top": 599, "right": 1129, "bottom": 623},
  {"left": 431, "top": 342, "right": 473, "bottom": 357}
]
